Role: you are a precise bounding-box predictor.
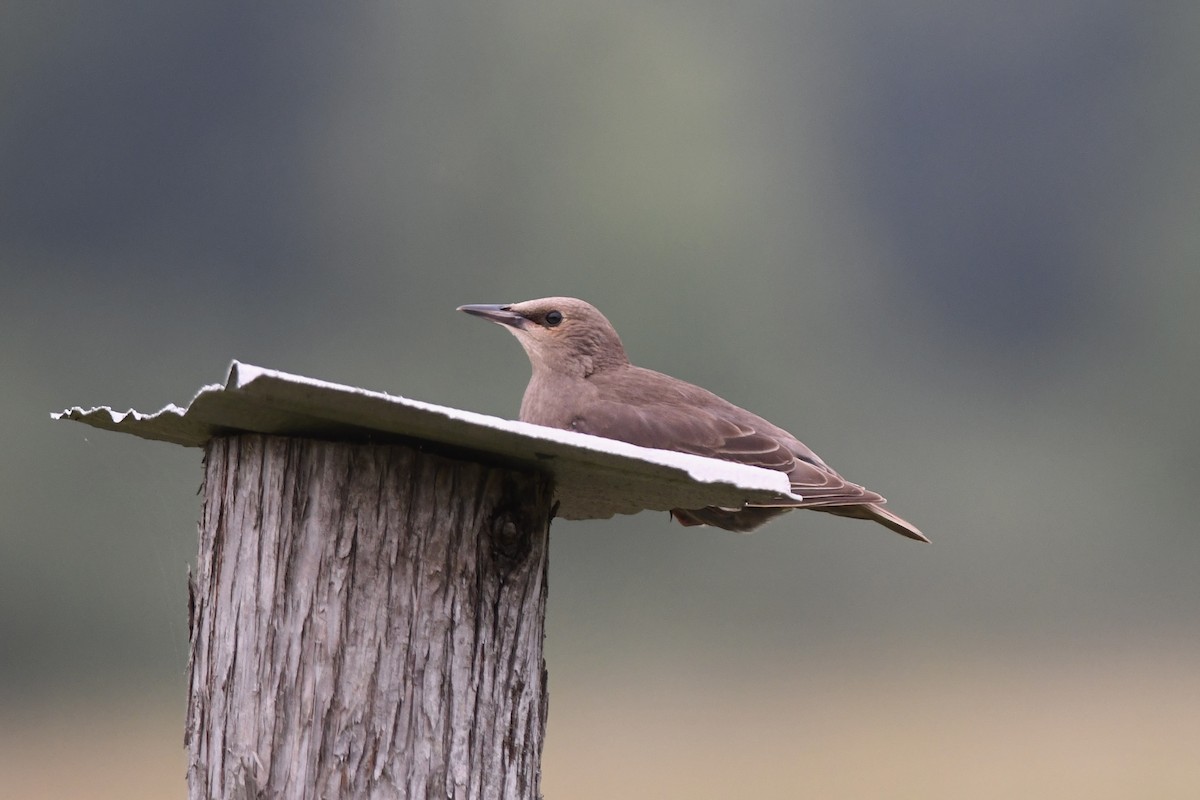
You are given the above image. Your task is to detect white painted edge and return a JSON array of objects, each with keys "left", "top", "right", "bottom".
[{"left": 53, "top": 360, "right": 802, "bottom": 505}]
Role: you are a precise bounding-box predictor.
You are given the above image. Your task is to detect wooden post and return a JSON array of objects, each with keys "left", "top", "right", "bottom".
[
  {"left": 59, "top": 360, "right": 794, "bottom": 798},
  {"left": 185, "top": 434, "right": 553, "bottom": 800}
]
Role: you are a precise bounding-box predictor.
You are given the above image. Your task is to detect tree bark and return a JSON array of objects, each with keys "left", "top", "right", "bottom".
[{"left": 186, "top": 435, "right": 553, "bottom": 800}]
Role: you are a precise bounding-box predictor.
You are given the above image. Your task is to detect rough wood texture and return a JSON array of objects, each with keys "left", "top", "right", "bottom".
[{"left": 186, "top": 435, "right": 553, "bottom": 800}]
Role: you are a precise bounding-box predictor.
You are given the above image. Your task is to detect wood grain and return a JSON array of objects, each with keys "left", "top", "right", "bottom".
[{"left": 186, "top": 435, "right": 553, "bottom": 799}]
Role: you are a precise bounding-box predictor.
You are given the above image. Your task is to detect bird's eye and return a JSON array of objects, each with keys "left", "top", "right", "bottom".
[{"left": 544, "top": 310, "right": 563, "bottom": 327}]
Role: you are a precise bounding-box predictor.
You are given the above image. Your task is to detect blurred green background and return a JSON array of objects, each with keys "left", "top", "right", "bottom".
[{"left": 4, "top": 2, "right": 1199, "bottom": 797}]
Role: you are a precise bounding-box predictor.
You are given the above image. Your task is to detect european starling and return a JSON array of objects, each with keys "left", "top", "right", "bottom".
[{"left": 459, "top": 297, "right": 926, "bottom": 541}]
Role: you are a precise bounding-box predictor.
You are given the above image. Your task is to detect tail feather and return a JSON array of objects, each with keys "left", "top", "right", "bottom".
[
  {"left": 671, "top": 502, "right": 928, "bottom": 542},
  {"left": 822, "top": 503, "right": 929, "bottom": 543}
]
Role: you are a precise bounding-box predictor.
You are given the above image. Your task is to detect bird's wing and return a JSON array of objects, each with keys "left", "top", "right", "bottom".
[{"left": 575, "top": 399, "right": 884, "bottom": 509}]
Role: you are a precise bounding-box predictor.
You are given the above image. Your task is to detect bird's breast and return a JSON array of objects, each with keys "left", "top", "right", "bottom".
[{"left": 519, "top": 376, "right": 582, "bottom": 430}]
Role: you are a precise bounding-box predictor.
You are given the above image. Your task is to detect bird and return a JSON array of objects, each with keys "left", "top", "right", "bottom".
[{"left": 458, "top": 297, "right": 927, "bottom": 542}]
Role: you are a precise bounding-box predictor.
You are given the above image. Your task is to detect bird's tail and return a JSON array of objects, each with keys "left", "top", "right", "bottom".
[{"left": 823, "top": 503, "right": 929, "bottom": 543}]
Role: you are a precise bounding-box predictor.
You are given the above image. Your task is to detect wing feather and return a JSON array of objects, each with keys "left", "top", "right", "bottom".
[{"left": 572, "top": 381, "right": 883, "bottom": 510}]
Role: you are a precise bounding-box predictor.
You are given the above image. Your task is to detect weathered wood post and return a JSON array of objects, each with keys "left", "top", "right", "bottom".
[
  {"left": 54, "top": 361, "right": 795, "bottom": 800},
  {"left": 187, "top": 435, "right": 552, "bottom": 798}
]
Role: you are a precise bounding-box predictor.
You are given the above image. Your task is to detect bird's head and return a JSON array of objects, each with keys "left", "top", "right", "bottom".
[{"left": 458, "top": 297, "right": 629, "bottom": 377}]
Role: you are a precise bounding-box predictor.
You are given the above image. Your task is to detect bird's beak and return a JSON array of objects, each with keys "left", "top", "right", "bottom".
[{"left": 457, "top": 304, "right": 529, "bottom": 329}]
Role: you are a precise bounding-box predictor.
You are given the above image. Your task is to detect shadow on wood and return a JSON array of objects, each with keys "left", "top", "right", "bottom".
[{"left": 186, "top": 435, "right": 553, "bottom": 800}]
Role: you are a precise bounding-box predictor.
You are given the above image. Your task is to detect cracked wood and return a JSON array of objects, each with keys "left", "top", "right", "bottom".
[{"left": 186, "top": 435, "right": 553, "bottom": 799}]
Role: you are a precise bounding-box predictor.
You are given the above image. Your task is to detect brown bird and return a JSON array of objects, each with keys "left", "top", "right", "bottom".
[{"left": 458, "top": 297, "right": 927, "bottom": 542}]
